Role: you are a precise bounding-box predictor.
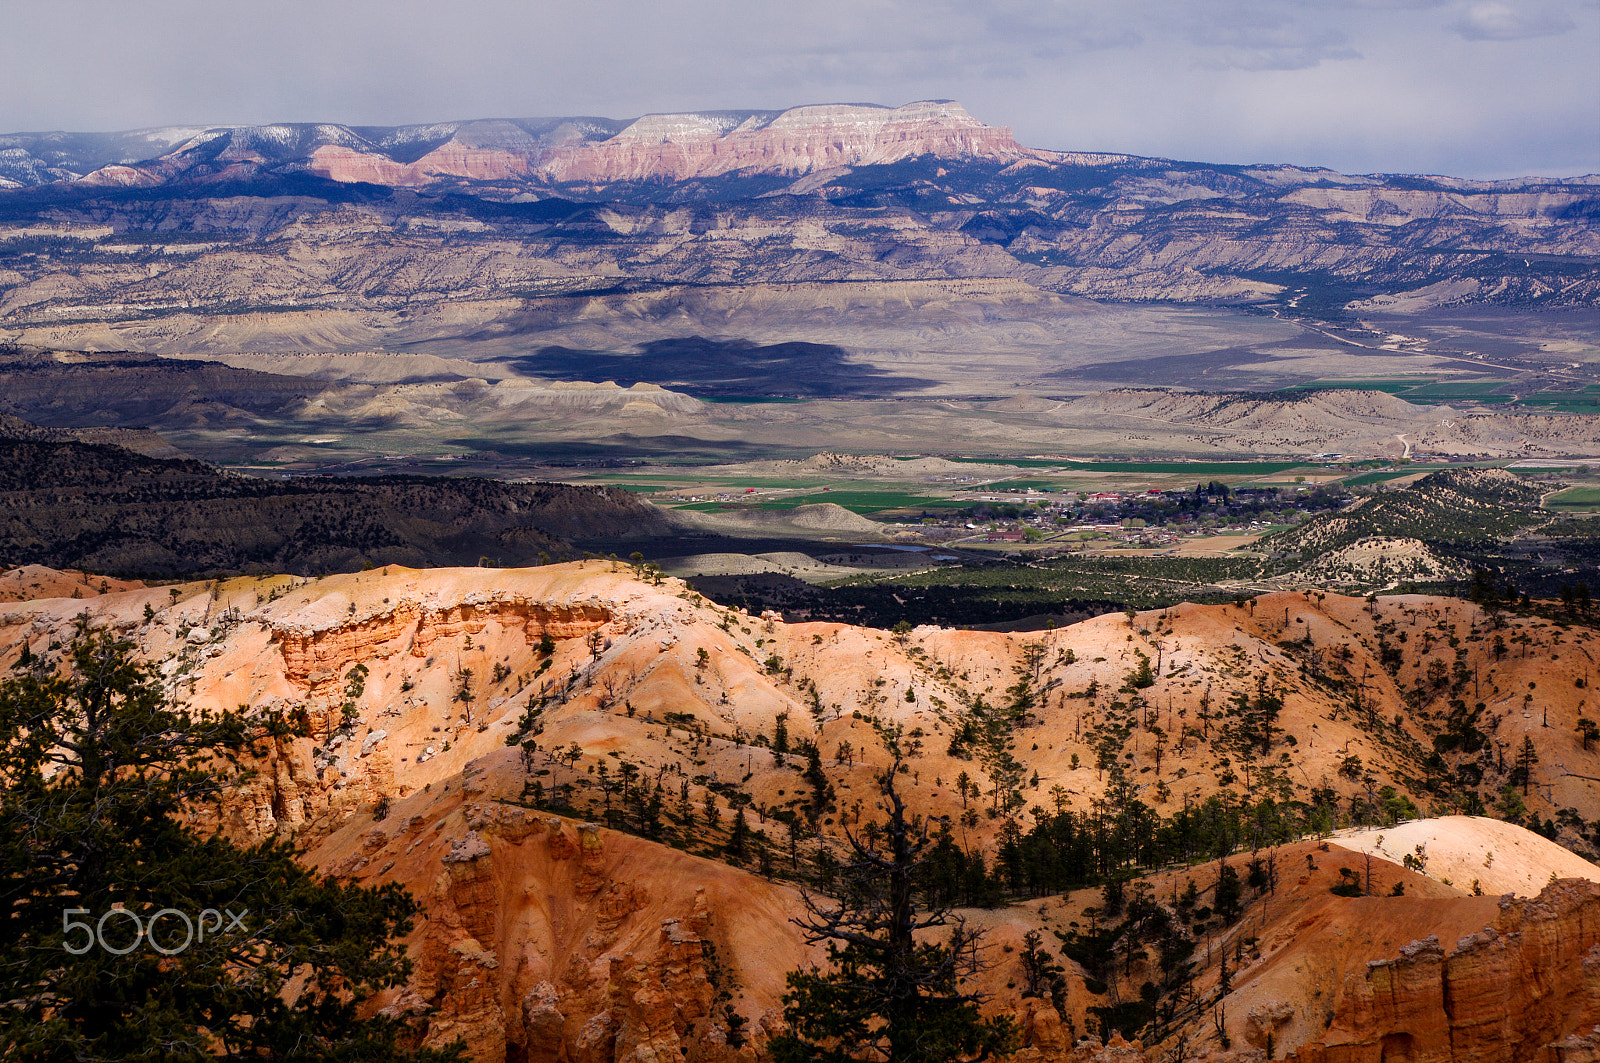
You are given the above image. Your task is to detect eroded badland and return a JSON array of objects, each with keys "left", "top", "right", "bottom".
[{"left": 8, "top": 562, "right": 1600, "bottom": 1060}]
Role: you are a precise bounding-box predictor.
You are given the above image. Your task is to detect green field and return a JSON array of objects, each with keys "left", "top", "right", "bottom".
[
  {"left": 1398, "top": 380, "right": 1511, "bottom": 397},
  {"left": 1401, "top": 384, "right": 1510, "bottom": 405},
  {"left": 1516, "top": 392, "right": 1600, "bottom": 413},
  {"left": 918, "top": 457, "right": 1312, "bottom": 475},
  {"left": 1289, "top": 378, "right": 1600, "bottom": 413},
  {"left": 676, "top": 490, "right": 966, "bottom": 515},
  {"left": 1288, "top": 377, "right": 1521, "bottom": 405},
  {"left": 1287, "top": 378, "right": 1432, "bottom": 394},
  {"left": 912, "top": 456, "right": 1071, "bottom": 469},
  {"left": 1341, "top": 467, "right": 1452, "bottom": 487},
  {"left": 1547, "top": 487, "right": 1600, "bottom": 510}
]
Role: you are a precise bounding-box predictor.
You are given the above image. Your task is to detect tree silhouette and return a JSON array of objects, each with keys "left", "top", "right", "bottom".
[
  {"left": 1514, "top": 735, "right": 1539, "bottom": 796},
  {"left": 1019, "top": 929, "right": 1068, "bottom": 1016},
  {"left": 768, "top": 728, "right": 1016, "bottom": 1063},
  {"left": 726, "top": 804, "right": 751, "bottom": 864},
  {"left": 0, "top": 625, "right": 461, "bottom": 1062}
]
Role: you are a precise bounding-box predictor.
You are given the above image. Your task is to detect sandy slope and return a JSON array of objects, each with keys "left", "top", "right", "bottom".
[
  {"left": 0, "top": 564, "right": 145, "bottom": 602},
  {"left": 1331, "top": 815, "right": 1600, "bottom": 897}
]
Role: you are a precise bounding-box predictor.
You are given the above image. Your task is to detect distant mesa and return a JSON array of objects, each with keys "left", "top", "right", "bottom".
[
  {"left": 528, "top": 101, "right": 1020, "bottom": 184},
  {"left": 0, "top": 101, "right": 1024, "bottom": 191}
]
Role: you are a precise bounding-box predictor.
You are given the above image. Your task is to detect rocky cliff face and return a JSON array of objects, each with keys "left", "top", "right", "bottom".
[
  {"left": 533, "top": 101, "right": 1020, "bottom": 184},
  {"left": 1292, "top": 880, "right": 1600, "bottom": 1063},
  {"left": 351, "top": 797, "right": 783, "bottom": 1063},
  {"left": 273, "top": 595, "right": 611, "bottom": 694},
  {"left": 304, "top": 101, "right": 1021, "bottom": 186}
]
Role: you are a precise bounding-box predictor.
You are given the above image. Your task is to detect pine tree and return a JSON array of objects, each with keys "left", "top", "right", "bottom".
[
  {"left": 0, "top": 626, "right": 462, "bottom": 1062},
  {"left": 1515, "top": 735, "right": 1539, "bottom": 796},
  {"left": 1578, "top": 717, "right": 1599, "bottom": 752},
  {"left": 1213, "top": 860, "right": 1243, "bottom": 924},
  {"left": 677, "top": 779, "right": 696, "bottom": 831},
  {"left": 803, "top": 742, "right": 834, "bottom": 822},
  {"left": 704, "top": 789, "right": 722, "bottom": 828},
  {"left": 726, "top": 805, "right": 751, "bottom": 864},
  {"left": 768, "top": 727, "right": 1017, "bottom": 1063},
  {"left": 1019, "top": 930, "right": 1068, "bottom": 1015},
  {"left": 773, "top": 712, "right": 791, "bottom": 762}
]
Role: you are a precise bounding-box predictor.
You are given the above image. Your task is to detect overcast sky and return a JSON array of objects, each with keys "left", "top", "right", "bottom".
[{"left": 2, "top": 0, "right": 1595, "bottom": 178}]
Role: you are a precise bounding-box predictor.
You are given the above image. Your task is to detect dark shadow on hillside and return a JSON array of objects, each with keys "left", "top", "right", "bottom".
[
  {"left": 0, "top": 438, "right": 676, "bottom": 577},
  {"left": 510, "top": 336, "right": 935, "bottom": 398},
  {"left": 1052, "top": 334, "right": 1362, "bottom": 390},
  {"left": 681, "top": 571, "right": 1124, "bottom": 631}
]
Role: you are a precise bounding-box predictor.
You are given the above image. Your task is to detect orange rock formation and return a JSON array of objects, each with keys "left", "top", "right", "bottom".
[
  {"left": 1293, "top": 880, "right": 1600, "bottom": 1062},
  {"left": 7, "top": 563, "right": 1600, "bottom": 1060}
]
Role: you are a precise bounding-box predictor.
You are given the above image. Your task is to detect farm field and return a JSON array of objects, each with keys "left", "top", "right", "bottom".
[
  {"left": 559, "top": 458, "right": 1340, "bottom": 505},
  {"left": 1547, "top": 487, "right": 1600, "bottom": 511},
  {"left": 1341, "top": 466, "right": 1453, "bottom": 486},
  {"left": 548, "top": 455, "right": 1551, "bottom": 525},
  {"left": 675, "top": 490, "right": 966, "bottom": 515},
  {"left": 921, "top": 457, "right": 1313, "bottom": 475},
  {"left": 1286, "top": 377, "right": 1433, "bottom": 394},
  {"left": 1286, "top": 375, "right": 1600, "bottom": 412}
]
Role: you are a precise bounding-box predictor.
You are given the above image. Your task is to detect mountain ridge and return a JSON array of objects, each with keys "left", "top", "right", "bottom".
[
  {"left": 5, "top": 101, "right": 1592, "bottom": 194},
  {"left": 2, "top": 101, "right": 1025, "bottom": 190},
  {"left": 2, "top": 100, "right": 1596, "bottom": 325}
]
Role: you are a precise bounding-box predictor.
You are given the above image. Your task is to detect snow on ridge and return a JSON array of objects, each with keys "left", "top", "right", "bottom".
[
  {"left": 372, "top": 123, "right": 464, "bottom": 148},
  {"left": 606, "top": 101, "right": 985, "bottom": 144}
]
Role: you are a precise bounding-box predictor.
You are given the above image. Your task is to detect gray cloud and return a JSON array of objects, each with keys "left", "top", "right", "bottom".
[
  {"left": 1451, "top": 1, "right": 1577, "bottom": 38},
  {"left": 1187, "top": 17, "right": 1364, "bottom": 70},
  {"left": 0, "top": 0, "right": 1594, "bottom": 178},
  {"left": 976, "top": 2, "right": 1145, "bottom": 51}
]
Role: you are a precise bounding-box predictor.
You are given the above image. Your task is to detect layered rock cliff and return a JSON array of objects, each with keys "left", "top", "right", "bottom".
[
  {"left": 301, "top": 101, "right": 1022, "bottom": 187},
  {"left": 273, "top": 595, "right": 611, "bottom": 693},
  {"left": 1292, "top": 880, "right": 1600, "bottom": 1063},
  {"left": 534, "top": 101, "right": 1021, "bottom": 184}
]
